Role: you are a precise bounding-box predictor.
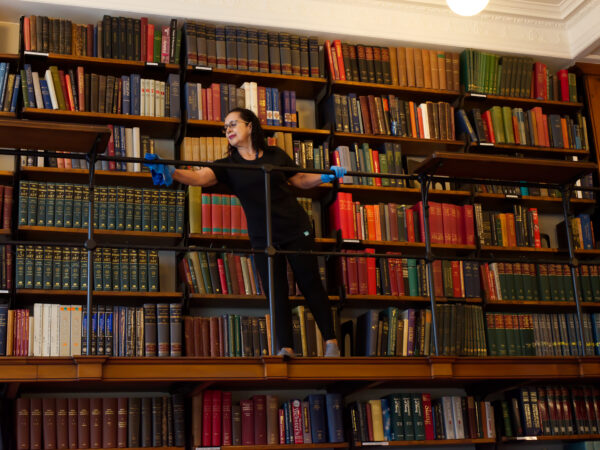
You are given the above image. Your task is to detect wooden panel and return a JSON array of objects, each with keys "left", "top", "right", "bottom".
[
  {"left": 18, "top": 226, "right": 182, "bottom": 245},
  {"left": 332, "top": 79, "right": 459, "bottom": 101},
  {"left": 471, "top": 142, "right": 589, "bottom": 158},
  {"left": 451, "top": 357, "right": 582, "bottom": 379}
]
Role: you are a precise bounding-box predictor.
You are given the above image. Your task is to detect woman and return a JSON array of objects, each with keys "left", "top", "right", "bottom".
[{"left": 145, "top": 108, "right": 346, "bottom": 357}]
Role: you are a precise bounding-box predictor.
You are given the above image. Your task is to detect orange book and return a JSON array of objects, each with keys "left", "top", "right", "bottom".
[
  {"left": 366, "top": 204, "right": 376, "bottom": 241},
  {"left": 373, "top": 204, "right": 382, "bottom": 241},
  {"left": 23, "top": 17, "right": 31, "bottom": 51},
  {"left": 333, "top": 40, "right": 346, "bottom": 81},
  {"left": 541, "top": 113, "right": 550, "bottom": 147},
  {"left": 405, "top": 47, "right": 416, "bottom": 87},
  {"left": 560, "top": 117, "right": 569, "bottom": 149},
  {"left": 408, "top": 101, "right": 417, "bottom": 138},
  {"left": 64, "top": 74, "right": 75, "bottom": 112},
  {"left": 396, "top": 47, "right": 408, "bottom": 87},
  {"left": 330, "top": 46, "right": 340, "bottom": 81},
  {"left": 146, "top": 24, "right": 155, "bottom": 62},
  {"left": 388, "top": 47, "right": 398, "bottom": 85},
  {"left": 482, "top": 110, "right": 496, "bottom": 144},
  {"left": 417, "top": 106, "right": 424, "bottom": 139},
  {"left": 505, "top": 213, "right": 517, "bottom": 247},
  {"left": 512, "top": 116, "right": 520, "bottom": 144},
  {"left": 422, "top": 49, "right": 432, "bottom": 89},
  {"left": 371, "top": 150, "right": 382, "bottom": 187},
  {"left": 324, "top": 40, "right": 335, "bottom": 80}
]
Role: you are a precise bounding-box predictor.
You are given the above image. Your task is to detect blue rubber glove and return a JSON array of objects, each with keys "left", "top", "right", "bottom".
[
  {"left": 144, "top": 153, "right": 175, "bottom": 187},
  {"left": 321, "top": 165, "right": 347, "bottom": 183}
]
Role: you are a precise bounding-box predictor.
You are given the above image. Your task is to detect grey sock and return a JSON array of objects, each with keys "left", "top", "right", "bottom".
[
  {"left": 324, "top": 341, "right": 341, "bottom": 357},
  {"left": 277, "top": 348, "right": 296, "bottom": 357}
]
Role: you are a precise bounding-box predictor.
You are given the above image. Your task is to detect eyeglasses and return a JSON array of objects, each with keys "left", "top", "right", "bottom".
[{"left": 222, "top": 120, "right": 249, "bottom": 134}]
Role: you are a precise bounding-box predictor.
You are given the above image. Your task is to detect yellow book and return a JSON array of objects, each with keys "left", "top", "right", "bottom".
[
  {"left": 188, "top": 186, "right": 202, "bottom": 234},
  {"left": 368, "top": 399, "right": 385, "bottom": 441},
  {"left": 292, "top": 305, "right": 307, "bottom": 356}
]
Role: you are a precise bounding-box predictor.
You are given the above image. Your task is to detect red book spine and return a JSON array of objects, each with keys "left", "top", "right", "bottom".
[
  {"left": 140, "top": 18, "right": 148, "bottom": 62},
  {"left": 106, "top": 125, "right": 116, "bottom": 170},
  {"left": 206, "top": 84, "right": 213, "bottom": 121},
  {"left": 412, "top": 201, "right": 425, "bottom": 243},
  {"left": 211, "top": 83, "right": 221, "bottom": 121},
  {"left": 332, "top": 40, "right": 346, "bottom": 81},
  {"left": 211, "top": 193, "right": 222, "bottom": 234},
  {"left": 231, "top": 197, "right": 241, "bottom": 235},
  {"left": 31, "top": 397, "right": 43, "bottom": 450},
  {"left": 324, "top": 40, "right": 336, "bottom": 80},
  {"left": 241, "top": 399, "right": 254, "bottom": 445},
  {"left": 530, "top": 208, "right": 541, "bottom": 248},
  {"left": 346, "top": 252, "right": 359, "bottom": 295},
  {"left": 3, "top": 185, "right": 12, "bottom": 230},
  {"left": 146, "top": 24, "right": 155, "bottom": 63},
  {"left": 217, "top": 258, "right": 228, "bottom": 294},
  {"left": 222, "top": 195, "right": 231, "bottom": 233},
  {"left": 451, "top": 260, "right": 462, "bottom": 297},
  {"left": 482, "top": 110, "right": 496, "bottom": 144},
  {"left": 77, "top": 67, "right": 85, "bottom": 111},
  {"left": 432, "top": 260, "right": 444, "bottom": 297},
  {"left": 357, "top": 252, "right": 368, "bottom": 295},
  {"left": 16, "top": 397, "right": 29, "bottom": 450},
  {"left": 278, "top": 408, "right": 285, "bottom": 444},
  {"left": 558, "top": 69, "right": 570, "bottom": 102},
  {"left": 329, "top": 195, "right": 342, "bottom": 238},
  {"left": 441, "top": 203, "right": 453, "bottom": 244},
  {"left": 201, "top": 193, "right": 212, "bottom": 233},
  {"left": 211, "top": 390, "right": 222, "bottom": 446},
  {"left": 422, "top": 393, "right": 435, "bottom": 440},
  {"left": 201, "top": 390, "right": 213, "bottom": 447},
  {"left": 429, "top": 202, "right": 444, "bottom": 244},
  {"left": 462, "top": 204, "right": 475, "bottom": 246},
  {"left": 240, "top": 208, "right": 248, "bottom": 236},
  {"left": 387, "top": 255, "right": 398, "bottom": 296},
  {"left": 291, "top": 399, "right": 303, "bottom": 444},
  {"left": 23, "top": 17, "right": 31, "bottom": 51},
  {"left": 371, "top": 150, "right": 382, "bottom": 186},
  {"left": 365, "top": 248, "right": 377, "bottom": 295},
  {"left": 59, "top": 71, "right": 72, "bottom": 111},
  {"left": 405, "top": 207, "right": 415, "bottom": 242},
  {"left": 221, "top": 392, "right": 232, "bottom": 445},
  {"left": 253, "top": 395, "right": 267, "bottom": 445}
]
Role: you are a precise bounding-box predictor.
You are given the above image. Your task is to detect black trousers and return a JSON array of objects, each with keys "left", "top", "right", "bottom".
[{"left": 253, "top": 234, "right": 336, "bottom": 350}]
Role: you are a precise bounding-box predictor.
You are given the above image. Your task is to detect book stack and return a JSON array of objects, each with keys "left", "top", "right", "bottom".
[
  {"left": 15, "top": 394, "right": 185, "bottom": 450},
  {"left": 328, "top": 93, "right": 455, "bottom": 140},
  {"left": 187, "top": 191, "right": 248, "bottom": 236},
  {"left": 460, "top": 49, "right": 579, "bottom": 101},
  {"left": 23, "top": 15, "right": 181, "bottom": 64},
  {"left": 190, "top": 390, "right": 343, "bottom": 446},
  {"left": 183, "top": 24, "right": 323, "bottom": 78},
  {"left": 473, "top": 204, "right": 541, "bottom": 248},
  {"left": 325, "top": 41, "right": 460, "bottom": 91},
  {"left": 333, "top": 142, "right": 405, "bottom": 187},
  {"left": 435, "top": 304, "right": 487, "bottom": 356},
  {"left": 185, "top": 81, "right": 298, "bottom": 127},
  {"left": 349, "top": 393, "right": 496, "bottom": 442},
  {"left": 0, "top": 62, "right": 20, "bottom": 112},
  {"left": 21, "top": 64, "right": 180, "bottom": 118}
]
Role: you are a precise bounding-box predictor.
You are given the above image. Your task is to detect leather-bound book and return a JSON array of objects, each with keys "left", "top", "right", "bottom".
[
  {"left": 240, "top": 399, "right": 254, "bottom": 445},
  {"left": 140, "top": 397, "right": 152, "bottom": 447},
  {"left": 16, "top": 398, "right": 30, "bottom": 450},
  {"left": 191, "top": 393, "right": 202, "bottom": 447},
  {"left": 253, "top": 395, "right": 267, "bottom": 445},
  {"left": 266, "top": 395, "right": 279, "bottom": 444},
  {"left": 116, "top": 398, "right": 127, "bottom": 448},
  {"left": 172, "top": 394, "right": 185, "bottom": 446},
  {"left": 151, "top": 397, "right": 163, "bottom": 447},
  {"left": 42, "top": 397, "right": 57, "bottom": 450},
  {"left": 67, "top": 398, "right": 77, "bottom": 449},
  {"left": 77, "top": 398, "right": 90, "bottom": 449},
  {"left": 89, "top": 398, "right": 102, "bottom": 449},
  {"left": 102, "top": 398, "right": 117, "bottom": 448},
  {"left": 30, "top": 397, "right": 43, "bottom": 450},
  {"left": 169, "top": 303, "right": 182, "bottom": 356},
  {"left": 127, "top": 397, "right": 141, "bottom": 448},
  {"left": 221, "top": 391, "right": 232, "bottom": 446},
  {"left": 56, "top": 398, "right": 68, "bottom": 449}
]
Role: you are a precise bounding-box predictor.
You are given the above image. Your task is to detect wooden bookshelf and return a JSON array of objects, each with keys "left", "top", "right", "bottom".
[
  {"left": 333, "top": 132, "right": 464, "bottom": 156},
  {"left": 344, "top": 295, "right": 482, "bottom": 305},
  {"left": 355, "top": 438, "right": 495, "bottom": 447},
  {"left": 334, "top": 185, "right": 470, "bottom": 204},
  {"left": 0, "top": 118, "right": 111, "bottom": 153},
  {"left": 416, "top": 152, "right": 597, "bottom": 183},
  {"left": 20, "top": 166, "right": 156, "bottom": 186},
  {"left": 0, "top": 229, "right": 10, "bottom": 235},
  {"left": 0, "top": 111, "right": 16, "bottom": 118},
  {"left": 18, "top": 226, "right": 182, "bottom": 244},
  {"left": 474, "top": 192, "right": 595, "bottom": 214},
  {"left": 186, "top": 66, "right": 328, "bottom": 98},
  {"left": 16, "top": 289, "right": 182, "bottom": 300},
  {"left": 23, "top": 51, "right": 180, "bottom": 72},
  {"left": 186, "top": 119, "right": 329, "bottom": 137},
  {"left": 190, "top": 294, "right": 340, "bottom": 302},
  {"left": 222, "top": 445, "right": 349, "bottom": 449},
  {"left": 501, "top": 434, "right": 600, "bottom": 442},
  {"left": 188, "top": 234, "right": 335, "bottom": 246},
  {"left": 479, "top": 245, "right": 560, "bottom": 254},
  {"left": 21, "top": 108, "right": 179, "bottom": 138},
  {"left": 331, "top": 79, "right": 460, "bottom": 101},
  {"left": 471, "top": 142, "right": 590, "bottom": 158},
  {"left": 0, "top": 53, "right": 19, "bottom": 60},
  {"left": 464, "top": 92, "right": 584, "bottom": 111},
  {"left": 485, "top": 299, "right": 578, "bottom": 311}
]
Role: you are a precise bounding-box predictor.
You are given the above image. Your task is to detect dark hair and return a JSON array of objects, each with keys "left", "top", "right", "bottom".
[{"left": 226, "top": 108, "right": 268, "bottom": 157}]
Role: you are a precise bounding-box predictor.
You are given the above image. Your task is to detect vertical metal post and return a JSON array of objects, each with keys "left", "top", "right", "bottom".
[
  {"left": 85, "top": 137, "right": 101, "bottom": 356},
  {"left": 419, "top": 174, "right": 440, "bottom": 356},
  {"left": 263, "top": 165, "right": 278, "bottom": 356},
  {"left": 561, "top": 185, "right": 586, "bottom": 356}
]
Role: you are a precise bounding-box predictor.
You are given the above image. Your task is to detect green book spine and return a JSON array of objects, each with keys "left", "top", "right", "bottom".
[
  {"left": 148, "top": 250, "right": 159, "bottom": 292},
  {"left": 46, "top": 183, "right": 56, "bottom": 227},
  {"left": 102, "top": 248, "right": 112, "bottom": 291},
  {"left": 15, "top": 245, "right": 25, "bottom": 289},
  {"left": 158, "top": 191, "right": 169, "bottom": 232},
  {"left": 92, "top": 189, "right": 99, "bottom": 228},
  {"left": 52, "top": 246, "right": 62, "bottom": 290},
  {"left": 401, "top": 394, "right": 414, "bottom": 440},
  {"left": 151, "top": 190, "right": 160, "bottom": 232},
  {"left": 36, "top": 182, "right": 47, "bottom": 226},
  {"left": 587, "top": 265, "right": 599, "bottom": 300},
  {"left": 54, "top": 183, "right": 65, "bottom": 227},
  {"left": 221, "top": 253, "right": 233, "bottom": 295},
  {"left": 61, "top": 247, "right": 71, "bottom": 289},
  {"left": 133, "top": 188, "right": 143, "bottom": 231},
  {"left": 234, "top": 314, "right": 242, "bottom": 357},
  {"left": 119, "top": 248, "right": 130, "bottom": 291},
  {"left": 42, "top": 246, "right": 53, "bottom": 289},
  {"left": 98, "top": 186, "right": 108, "bottom": 229},
  {"left": 116, "top": 187, "right": 126, "bottom": 231},
  {"left": 93, "top": 249, "right": 103, "bottom": 291},
  {"left": 111, "top": 249, "right": 120, "bottom": 291},
  {"left": 138, "top": 250, "right": 148, "bottom": 292},
  {"left": 141, "top": 189, "right": 152, "bottom": 232},
  {"left": 199, "top": 251, "right": 213, "bottom": 294},
  {"left": 80, "top": 249, "right": 88, "bottom": 290},
  {"left": 153, "top": 29, "right": 161, "bottom": 63},
  {"left": 379, "top": 153, "right": 390, "bottom": 187},
  {"left": 81, "top": 187, "right": 89, "bottom": 228},
  {"left": 129, "top": 248, "right": 138, "bottom": 291},
  {"left": 411, "top": 393, "right": 425, "bottom": 440},
  {"left": 20, "top": 69, "right": 29, "bottom": 108},
  {"left": 63, "top": 183, "right": 74, "bottom": 228},
  {"left": 107, "top": 186, "right": 117, "bottom": 230},
  {"left": 221, "top": 195, "right": 230, "bottom": 234},
  {"left": 407, "top": 259, "right": 418, "bottom": 297},
  {"left": 27, "top": 181, "right": 38, "bottom": 226},
  {"left": 70, "top": 247, "right": 80, "bottom": 290},
  {"left": 175, "top": 191, "right": 185, "bottom": 234},
  {"left": 167, "top": 191, "right": 176, "bottom": 233},
  {"left": 31, "top": 245, "right": 43, "bottom": 289},
  {"left": 125, "top": 188, "right": 135, "bottom": 231},
  {"left": 72, "top": 184, "right": 83, "bottom": 228},
  {"left": 504, "top": 314, "right": 517, "bottom": 356}
]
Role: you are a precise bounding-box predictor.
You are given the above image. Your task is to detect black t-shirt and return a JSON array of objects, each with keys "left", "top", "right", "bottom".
[{"left": 211, "top": 146, "right": 312, "bottom": 248}]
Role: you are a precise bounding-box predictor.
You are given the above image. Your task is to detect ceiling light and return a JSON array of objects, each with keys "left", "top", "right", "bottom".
[{"left": 446, "top": 0, "right": 489, "bottom": 16}]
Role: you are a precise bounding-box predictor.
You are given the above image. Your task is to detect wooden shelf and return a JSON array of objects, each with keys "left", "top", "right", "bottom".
[
  {"left": 24, "top": 51, "right": 180, "bottom": 72},
  {"left": 331, "top": 79, "right": 460, "bottom": 101},
  {"left": 20, "top": 166, "right": 155, "bottom": 186},
  {"left": 186, "top": 66, "right": 328, "bottom": 98},
  {"left": 473, "top": 192, "right": 595, "bottom": 214},
  {"left": 464, "top": 92, "right": 584, "bottom": 110},
  {"left": 18, "top": 226, "right": 182, "bottom": 244},
  {"left": 21, "top": 108, "right": 179, "bottom": 138},
  {"left": 0, "top": 53, "right": 19, "bottom": 60},
  {"left": 344, "top": 295, "right": 482, "bottom": 305},
  {"left": 471, "top": 142, "right": 590, "bottom": 158},
  {"left": 485, "top": 300, "right": 577, "bottom": 311},
  {"left": 0, "top": 111, "right": 16, "bottom": 118},
  {"left": 501, "top": 434, "right": 600, "bottom": 442},
  {"left": 344, "top": 240, "right": 475, "bottom": 255},
  {"left": 190, "top": 294, "right": 341, "bottom": 302},
  {"left": 188, "top": 234, "right": 334, "bottom": 246},
  {"left": 0, "top": 118, "right": 111, "bottom": 153},
  {"left": 415, "top": 152, "right": 597, "bottom": 184},
  {"left": 334, "top": 184, "right": 470, "bottom": 204},
  {"left": 333, "top": 133, "right": 464, "bottom": 156},
  {"left": 16, "top": 290, "right": 182, "bottom": 300},
  {"left": 480, "top": 245, "right": 560, "bottom": 254},
  {"left": 186, "top": 119, "right": 328, "bottom": 137},
  {"left": 355, "top": 438, "right": 495, "bottom": 447},
  {"left": 0, "top": 229, "right": 10, "bottom": 235},
  {"left": 219, "top": 444, "right": 348, "bottom": 449}
]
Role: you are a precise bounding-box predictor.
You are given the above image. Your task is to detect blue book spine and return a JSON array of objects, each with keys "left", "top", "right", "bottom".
[
  {"left": 272, "top": 87, "right": 280, "bottom": 126},
  {"left": 325, "top": 393, "right": 344, "bottom": 443},
  {"left": 93, "top": 25, "right": 98, "bottom": 57},
  {"left": 282, "top": 90, "right": 291, "bottom": 127},
  {"left": 168, "top": 73, "right": 180, "bottom": 118},
  {"left": 121, "top": 75, "right": 130, "bottom": 115},
  {"left": 0, "top": 62, "right": 7, "bottom": 107},
  {"left": 24, "top": 64, "right": 36, "bottom": 108},
  {"left": 39, "top": 79, "right": 53, "bottom": 109},
  {"left": 130, "top": 74, "right": 141, "bottom": 115},
  {"left": 290, "top": 90, "right": 297, "bottom": 127},
  {"left": 381, "top": 398, "right": 392, "bottom": 441},
  {"left": 579, "top": 214, "right": 594, "bottom": 249},
  {"left": 119, "top": 126, "right": 127, "bottom": 171},
  {"left": 10, "top": 74, "right": 20, "bottom": 112},
  {"left": 0, "top": 304, "right": 7, "bottom": 356},
  {"left": 348, "top": 94, "right": 360, "bottom": 133},
  {"left": 186, "top": 82, "right": 198, "bottom": 120},
  {"left": 265, "top": 87, "right": 272, "bottom": 126},
  {"left": 308, "top": 394, "right": 327, "bottom": 443}
]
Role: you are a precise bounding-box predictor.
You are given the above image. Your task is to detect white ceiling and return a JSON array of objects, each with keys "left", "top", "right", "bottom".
[{"left": 1, "top": 0, "right": 599, "bottom": 66}]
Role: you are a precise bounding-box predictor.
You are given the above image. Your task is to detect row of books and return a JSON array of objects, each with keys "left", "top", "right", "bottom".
[
  {"left": 459, "top": 106, "right": 590, "bottom": 150},
  {"left": 460, "top": 49, "right": 579, "bottom": 100},
  {"left": 185, "top": 81, "right": 298, "bottom": 127},
  {"left": 349, "top": 394, "right": 496, "bottom": 443},
  {"left": 485, "top": 312, "right": 600, "bottom": 357},
  {"left": 179, "top": 136, "right": 228, "bottom": 166},
  {"left": 329, "top": 93, "right": 455, "bottom": 140},
  {"left": 499, "top": 385, "right": 600, "bottom": 437},
  {"left": 15, "top": 245, "right": 160, "bottom": 292},
  {"left": 0, "top": 62, "right": 19, "bottom": 112},
  {"left": 190, "top": 391, "right": 343, "bottom": 446},
  {"left": 474, "top": 204, "right": 541, "bottom": 248},
  {"left": 15, "top": 394, "right": 185, "bottom": 450},
  {"left": 325, "top": 41, "right": 460, "bottom": 92},
  {"left": 471, "top": 181, "right": 562, "bottom": 198},
  {"left": 480, "top": 262, "right": 600, "bottom": 303},
  {"left": 187, "top": 191, "right": 248, "bottom": 236},
  {"left": 333, "top": 142, "right": 406, "bottom": 187},
  {"left": 18, "top": 181, "right": 184, "bottom": 233},
  {"left": 184, "top": 24, "right": 324, "bottom": 78},
  {"left": 23, "top": 65, "right": 180, "bottom": 117},
  {"left": 561, "top": 215, "right": 596, "bottom": 250},
  {"left": 23, "top": 15, "right": 181, "bottom": 64}
]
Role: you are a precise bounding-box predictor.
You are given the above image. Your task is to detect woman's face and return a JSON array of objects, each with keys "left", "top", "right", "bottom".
[{"left": 224, "top": 112, "right": 252, "bottom": 148}]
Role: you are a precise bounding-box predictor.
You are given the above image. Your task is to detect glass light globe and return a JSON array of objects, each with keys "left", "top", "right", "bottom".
[{"left": 446, "top": 0, "right": 490, "bottom": 16}]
